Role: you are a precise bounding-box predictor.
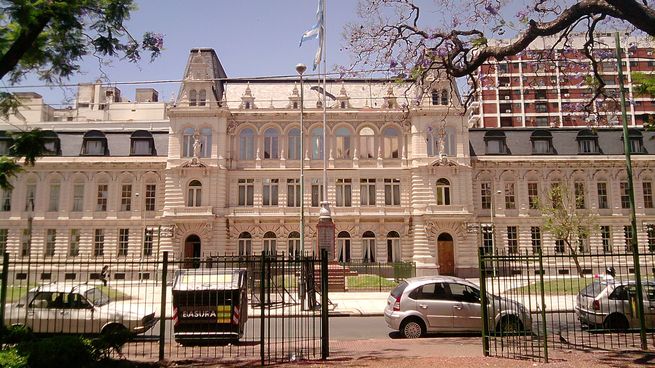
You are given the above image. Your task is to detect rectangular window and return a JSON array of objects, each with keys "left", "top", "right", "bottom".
[
  {"left": 287, "top": 179, "right": 300, "bottom": 207},
  {"left": 574, "top": 181, "right": 586, "bottom": 209},
  {"left": 647, "top": 224, "right": 655, "bottom": 252},
  {"left": 481, "top": 182, "right": 491, "bottom": 210},
  {"left": 311, "top": 179, "right": 324, "bottom": 207},
  {"left": 21, "top": 229, "right": 30, "bottom": 257},
  {"left": 551, "top": 182, "right": 563, "bottom": 209},
  {"left": 238, "top": 179, "right": 254, "bottom": 206},
  {"left": 384, "top": 178, "right": 401, "bottom": 206},
  {"left": 44, "top": 229, "right": 56, "bottom": 257},
  {"left": 597, "top": 182, "right": 608, "bottom": 209},
  {"left": 69, "top": 229, "right": 80, "bottom": 257},
  {"left": 72, "top": 184, "right": 84, "bottom": 212},
  {"left": 528, "top": 182, "right": 539, "bottom": 209},
  {"left": 96, "top": 184, "right": 108, "bottom": 211},
  {"left": 578, "top": 230, "right": 590, "bottom": 253},
  {"left": 601, "top": 225, "right": 612, "bottom": 253},
  {"left": 644, "top": 182, "right": 653, "bottom": 209},
  {"left": 94, "top": 229, "right": 104, "bottom": 257},
  {"left": 360, "top": 178, "right": 376, "bottom": 206},
  {"left": 118, "top": 229, "right": 129, "bottom": 257},
  {"left": 624, "top": 225, "right": 633, "bottom": 252},
  {"left": 336, "top": 179, "right": 352, "bottom": 207},
  {"left": 620, "top": 182, "right": 630, "bottom": 209},
  {"left": 555, "top": 239, "right": 565, "bottom": 254},
  {"left": 145, "top": 184, "right": 156, "bottom": 211},
  {"left": 144, "top": 228, "right": 154, "bottom": 256},
  {"left": 25, "top": 184, "right": 36, "bottom": 211},
  {"left": 262, "top": 179, "right": 279, "bottom": 206},
  {"left": 507, "top": 226, "right": 518, "bottom": 254},
  {"left": 1, "top": 190, "right": 11, "bottom": 211},
  {"left": 48, "top": 183, "right": 60, "bottom": 212},
  {"left": 0, "top": 229, "right": 7, "bottom": 254},
  {"left": 481, "top": 225, "right": 493, "bottom": 255},
  {"left": 504, "top": 183, "right": 516, "bottom": 209},
  {"left": 120, "top": 184, "right": 132, "bottom": 211},
  {"left": 531, "top": 226, "right": 541, "bottom": 254}
]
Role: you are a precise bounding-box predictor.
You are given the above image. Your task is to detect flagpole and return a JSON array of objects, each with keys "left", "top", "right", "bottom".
[{"left": 320, "top": 0, "right": 331, "bottom": 242}]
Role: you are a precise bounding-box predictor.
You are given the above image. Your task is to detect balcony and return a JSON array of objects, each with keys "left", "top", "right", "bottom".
[{"left": 168, "top": 206, "right": 214, "bottom": 217}]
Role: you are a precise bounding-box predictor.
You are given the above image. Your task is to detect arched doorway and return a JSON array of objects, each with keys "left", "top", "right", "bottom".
[
  {"left": 184, "top": 234, "right": 201, "bottom": 268},
  {"left": 437, "top": 233, "right": 454, "bottom": 276}
]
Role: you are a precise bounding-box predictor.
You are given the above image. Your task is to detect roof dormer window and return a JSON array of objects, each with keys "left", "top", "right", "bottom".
[
  {"left": 81, "top": 130, "right": 108, "bottom": 156},
  {"left": 42, "top": 130, "right": 61, "bottom": 156},
  {"left": 576, "top": 129, "right": 600, "bottom": 154},
  {"left": 530, "top": 130, "right": 555, "bottom": 154},
  {"left": 130, "top": 130, "right": 156, "bottom": 156},
  {"left": 484, "top": 130, "right": 509, "bottom": 155},
  {"left": 623, "top": 129, "right": 646, "bottom": 154}
]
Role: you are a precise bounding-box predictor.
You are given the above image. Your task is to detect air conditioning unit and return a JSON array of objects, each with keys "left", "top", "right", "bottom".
[
  {"left": 505, "top": 109, "right": 512, "bottom": 113},
  {"left": 564, "top": 93, "right": 570, "bottom": 97},
  {"left": 504, "top": 96, "right": 510, "bottom": 100}
]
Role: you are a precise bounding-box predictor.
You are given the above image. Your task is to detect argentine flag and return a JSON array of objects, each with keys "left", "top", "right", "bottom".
[{"left": 300, "top": 0, "right": 325, "bottom": 70}]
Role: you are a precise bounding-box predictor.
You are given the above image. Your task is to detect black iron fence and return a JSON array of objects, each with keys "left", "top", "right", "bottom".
[
  {"left": 479, "top": 249, "right": 655, "bottom": 362},
  {"left": 0, "top": 251, "right": 330, "bottom": 365},
  {"left": 330, "top": 261, "right": 415, "bottom": 292}
]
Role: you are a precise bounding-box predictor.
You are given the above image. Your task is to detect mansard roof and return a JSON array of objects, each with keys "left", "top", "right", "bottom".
[{"left": 51, "top": 129, "right": 168, "bottom": 157}]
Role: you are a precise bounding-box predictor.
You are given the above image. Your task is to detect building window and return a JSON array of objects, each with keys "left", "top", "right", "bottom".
[
  {"left": 577, "top": 129, "right": 600, "bottom": 154},
  {"left": 481, "top": 182, "right": 491, "bottom": 209},
  {"left": 94, "top": 229, "right": 105, "bottom": 257},
  {"left": 130, "top": 130, "right": 156, "bottom": 156},
  {"left": 440, "top": 89, "right": 448, "bottom": 105},
  {"left": 431, "top": 90, "right": 439, "bottom": 105},
  {"left": 288, "top": 231, "right": 300, "bottom": 259},
  {"left": 531, "top": 227, "right": 541, "bottom": 254},
  {"left": 0, "top": 132, "right": 11, "bottom": 155},
  {"left": 555, "top": 239, "right": 565, "bottom": 254},
  {"left": 504, "top": 183, "right": 516, "bottom": 209},
  {"left": 238, "top": 232, "right": 252, "bottom": 257},
  {"left": 118, "top": 229, "right": 129, "bottom": 257},
  {"left": 25, "top": 183, "right": 36, "bottom": 211},
  {"left": 360, "top": 179, "right": 376, "bottom": 206},
  {"left": 262, "top": 179, "right": 279, "bottom": 206},
  {"left": 263, "top": 128, "right": 279, "bottom": 159},
  {"left": 384, "top": 178, "right": 401, "bottom": 206},
  {"left": 288, "top": 128, "right": 301, "bottom": 160},
  {"left": 287, "top": 179, "right": 300, "bottom": 207},
  {"left": 624, "top": 225, "right": 634, "bottom": 252},
  {"left": 81, "top": 130, "right": 108, "bottom": 156},
  {"left": 577, "top": 230, "right": 590, "bottom": 253},
  {"left": 387, "top": 231, "right": 401, "bottom": 262},
  {"left": 198, "top": 89, "right": 206, "bottom": 106},
  {"left": 644, "top": 182, "right": 653, "bottom": 209},
  {"left": 200, "top": 128, "right": 212, "bottom": 158},
  {"left": 120, "top": 184, "right": 132, "bottom": 211},
  {"left": 0, "top": 229, "right": 7, "bottom": 254},
  {"left": 620, "top": 182, "right": 630, "bottom": 209},
  {"left": 601, "top": 225, "right": 612, "bottom": 253},
  {"left": 96, "top": 184, "right": 108, "bottom": 211},
  {"left": 624, "top": 129, "right": 646, "bottom": 154},
  {"left": 362, "top": 231, "right": 376, "bottom": 262},
  {"left": 42, "top": 130, "right": 60, "bottom": 155},
  {"left": 574, "top": 181, "right": 586, "bottom": 209},
  {"left": 238, "top": 179, "right": 254, "bottom": 206},
  {"left": 311, "top": 179, "right": 324, "bottom": 207},
  {"left": 337, "top": 231, "right": 351, "bottom": 262},
  {"left": 528, "top": 182, "right": 539, "bottom": 209},
  {"left": 481, "top": 225, "right": 493, "bottom": 255},
  {"left": 44, "top": 229, "right": 56, "bottom": 257},
  {"left": 435, "top": 178, "right": 451, "bottom": 205},
  {"left": 187, "top": 180, "right": 202, "bottom": 207},
  {"left": 484, "top": 131, "right": 508, "bottom": 154},
  {"left": 336, "top": 179, "right": 352, "bottom": 207},
  {"left": 263, "top": 232, "right": 276, "bottom": 255},
  {"left": 189, "top": 89, "right": 197, "bottom": 106},
  {"left": 72, "top": 183, "right": 84, "bottom": 212},
  {"left": 335, "top": 127, "right": 351, "bottom": 159},
  {"left": 506, "top": 226, "right": 518, "bottom": 254},
  {"left": 182, "top": 128, "right": 194, "bottom": 157},
  {"left": 239, "top": 128, "right": 255, "bottom": 160},
  {"left": 143, "top": 228, "right": 154, "bottom": 256},
  {"left": 21, "top": 229, "right": 29, "bottom": 257},
  {"left": 359, "top": 127, "right": 375, "bottom": 159},
  {"left": 311, "top": 127, "right": 324, "bottom": 160},
  {"left": 382, "top": 127, "right": 400, "bottom": 158},
  {"left": 597, "top": 182, "right": 609, "bottom": 209},
  {"left": 1, "top": 189, "right": 10, "bottom": 212},
  {"left": 47, "top": 183, "right": 60, "bottom": 212},
  {"left": 647, "top": 225, "right": 655, "bottom": 252},
  {"left": 69, "top": 229, "right": 80, "bottom": 257},
  {"left": 145, "top": 184, "right": 156, "bottom": 211},
  {"left": 531, "top": 130, "right": 554, "bottom": 154}
]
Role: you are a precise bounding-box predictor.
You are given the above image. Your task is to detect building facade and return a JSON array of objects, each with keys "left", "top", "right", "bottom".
[{"left": 1, "top": 47, "right": 654, "bottom": 279}]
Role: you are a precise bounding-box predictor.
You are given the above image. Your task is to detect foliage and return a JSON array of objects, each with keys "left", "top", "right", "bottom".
[
  {"left": 0, "top": 325, "right": 33, "bottom": 345},
  {"left": 9, "top": 129, "right": 47, "bottom": 166},
  {"left": 0, "top": 348, "right": 27, "bottom": 368},
  {"left": 632, "top": 72, "right": 655, "bottom": 131},
  {"left": 0, "top": 157, "right": 22, "bottom": 191},
  {"left": 17, "top": 335, "right": 97, "bottom": 368},
  {"left": 510, "top": 277, "right": 594, "bottom": 295}
]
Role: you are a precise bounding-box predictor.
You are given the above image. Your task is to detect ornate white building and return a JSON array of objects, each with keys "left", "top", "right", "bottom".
[{"left": 1, "top": 48, "right": 654, "bottom": 279}]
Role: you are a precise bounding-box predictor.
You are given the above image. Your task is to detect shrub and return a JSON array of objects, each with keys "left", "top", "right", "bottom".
[
  {"left": 0, "top": 325, "right": 33, "bottom": 345},
  {"left": 0, "top": 348, "right": 27, "bottom": 368},
  {"left": 19, "top": 335, "right": 96, "bottom": 368}
]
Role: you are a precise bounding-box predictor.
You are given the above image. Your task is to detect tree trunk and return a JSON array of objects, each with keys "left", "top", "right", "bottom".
[
  {"left": 0, "top": 13, "right": 52, "bottom": 80},
  {"left": 566, "top": 241, "right": 585, "bottom": 277}
]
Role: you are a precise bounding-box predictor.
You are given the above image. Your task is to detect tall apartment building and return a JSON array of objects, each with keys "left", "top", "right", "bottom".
[{"left": 470, "top": 33, "right": 655, "bottom": 128}]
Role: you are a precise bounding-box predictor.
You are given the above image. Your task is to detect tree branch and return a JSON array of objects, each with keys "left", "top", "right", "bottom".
[{"left": 0, "top": 11, "right": 52, "bottom": 80}]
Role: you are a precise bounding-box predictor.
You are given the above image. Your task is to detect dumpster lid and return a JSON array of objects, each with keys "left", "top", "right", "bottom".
[{"left": 173, "top": 268, "right": 246, "bottom": 291}]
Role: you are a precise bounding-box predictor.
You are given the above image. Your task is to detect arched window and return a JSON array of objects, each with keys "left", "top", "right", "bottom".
[
  {"left": 362, "top": 231, "right": 376, "bottom": 263},
  {"left": 187, "top": 180, "right": 202, "bottom": 207},
  {"left": 441, "top": 89, "right": 448, "bottom": 105},
  {"left": 382, "top": 127, "right": 400, "bottom": 158},
  {"left": 0, "top": 131, "right": 12, "bottom": 155},
  {"left": 264, "top": 128, "right": 279, "bottom": 159},
  {"left": 200, "top": 128, "right": 212, "bottom": 158},
  {"left": 182, "top": 128, "right": 194, "bottom": 157},
  {"left": 239, "top": 128, "right": 255, "bottom": 160},
  {"left": 238, "top": 232, "right": 252, "bottom": 257},
  {"left": 531, "top": 130, "right": 555, "bottom": 154},
  {"left": 42, "top": 131, "right": 61, "bottom": 156},
  {"left": 484, "top": 130, "right": 509, "bottom": 155},
  {"left": 81, "top": 130, "right": 108, "bottom": 156},
  {"left": 359, "top": 127, "right": 375, "bottom": 159},
  {"left": 387, "top": 231, "right": 401, "bottom": 262},
  {"left": 263, "top": 231, "right": 277, "bottom": 255},
  {"left": 198, "top": 89, "right": 207, "bottom": 106},
  {"left": 443, "top": 127, "right": 456, "bottom": 156},
  {"left": 337, "top": 231, "right": 351, "bottom": 263},
  {"left": 288, "top": 231, "right": 300, "bottom": 259},
  {"left": 189, "top": 89, "right": 197, "bottom": 106},
  {"left": 576, "top": 129, "right": 600, "bottom": 154},
  {"left": 427, "top": 127, "right": 455, "bottom": 157},
  {"left": 288, "top": 128, "right": 301, "bottom": 160},
  {"left": 335, "top": 127, "right": 351, "bottom": 159},
  {"left": 311, "top": 127, "right": 324, "bottom": 160},
  {"left": 436, "top": 178, "right": 451, "bottom": 205},
  {"left": 130, "top": 130, "right": 155, "bottom": 156},
  {"left": 431, "top": 90, "right": 439, "bottom": 105}
]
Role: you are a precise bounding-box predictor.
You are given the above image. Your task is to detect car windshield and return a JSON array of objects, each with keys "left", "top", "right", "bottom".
[
  {"left": 580, "top": 281, "right": 605, "bottom": 297},
  {"left": 84, "top": 288, "right": 110, "bottom": 306},
  {"left": 391, "top": 281, "right": 409, "bottom": 298}
]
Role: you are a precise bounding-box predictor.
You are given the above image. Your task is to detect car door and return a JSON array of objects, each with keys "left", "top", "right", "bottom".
[
  {"left": 639, "top": 284, "right": 655, "bottom": 329},
  {"left": 62, "top": 292, "right": 95, "bottom": 333},
  {"left": 27, "top": 292, "right": 58, "bottom": 333},
  {"left": 413, "top": 282, "right": 453, "bottom": 331},
  {"left": 447, "top": 283, "right": 483, "bottom": 331}
]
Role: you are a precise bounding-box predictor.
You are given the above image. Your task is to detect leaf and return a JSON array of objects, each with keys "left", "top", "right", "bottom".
[
  {"left": 9, "top": 129, "right": 47, "bottom": 166},
  {"left": 471, "top": 37, "right": 488, "bottom": 48},
  {"left": 0, "top": 156, "right": 21, "bottom": 190}
]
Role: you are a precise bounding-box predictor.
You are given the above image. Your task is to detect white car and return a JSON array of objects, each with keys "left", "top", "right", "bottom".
[{"left": 5, "top": 283, "right": 157, "bottom": 336}]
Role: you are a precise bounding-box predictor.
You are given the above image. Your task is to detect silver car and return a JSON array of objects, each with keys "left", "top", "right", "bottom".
[
  {"left": 575, "top": 279, "right": 655, "bottom": 330},
  {"left": 384, "top": 276, "right": 532, "bottom": 338}
]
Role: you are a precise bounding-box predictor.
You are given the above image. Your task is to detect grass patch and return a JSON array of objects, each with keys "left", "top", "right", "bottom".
[
  {"left": 1, "top": 284, "right": 130, "bottom": 303},
  {"left": 346, "top": 274, "right": 397, "bottom": 290},
  {"left": 508, "top": 277, "right": 594, "bottom": 295}
]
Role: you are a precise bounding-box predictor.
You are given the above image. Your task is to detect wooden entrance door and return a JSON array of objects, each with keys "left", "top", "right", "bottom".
[
  {"left": 184, "top": 235, "right": 201, "bottom": 268},
  {"left": 437, "top": 239, "right": 455, "bottom": 276}
]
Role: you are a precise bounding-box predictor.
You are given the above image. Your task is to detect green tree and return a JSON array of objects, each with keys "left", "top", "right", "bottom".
[
  {"left": 0, "top": 0, "right": 163, "bottom": 190},
  {"left": 632, "top": 72, "right": 655, "bottom": 131}
]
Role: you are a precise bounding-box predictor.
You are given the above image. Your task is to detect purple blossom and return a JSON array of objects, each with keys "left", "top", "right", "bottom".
[
  {"left": 516, "top": 10, "right": 529, "bottom": 23},
  {"left": 390, "top": 60, "right": 398, "bottom": 68},
  {"left": 485, "top": 2, "right": 499, "bottom": 16}
]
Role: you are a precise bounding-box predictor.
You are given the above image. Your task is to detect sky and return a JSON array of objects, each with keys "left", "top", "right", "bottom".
[{"left": 4, "top": 0, "right": 361, "bottom": 107}]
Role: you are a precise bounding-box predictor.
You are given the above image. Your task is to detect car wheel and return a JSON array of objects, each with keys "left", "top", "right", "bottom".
[
  {"left": 604, "top": 313, "right": 629, "bottom": 332},
  {"left": 497, "top": 316, "right": 523, "bottom": 334},
  {"left": 400, "top": 318, "right": 424, "bottom": 339}
]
